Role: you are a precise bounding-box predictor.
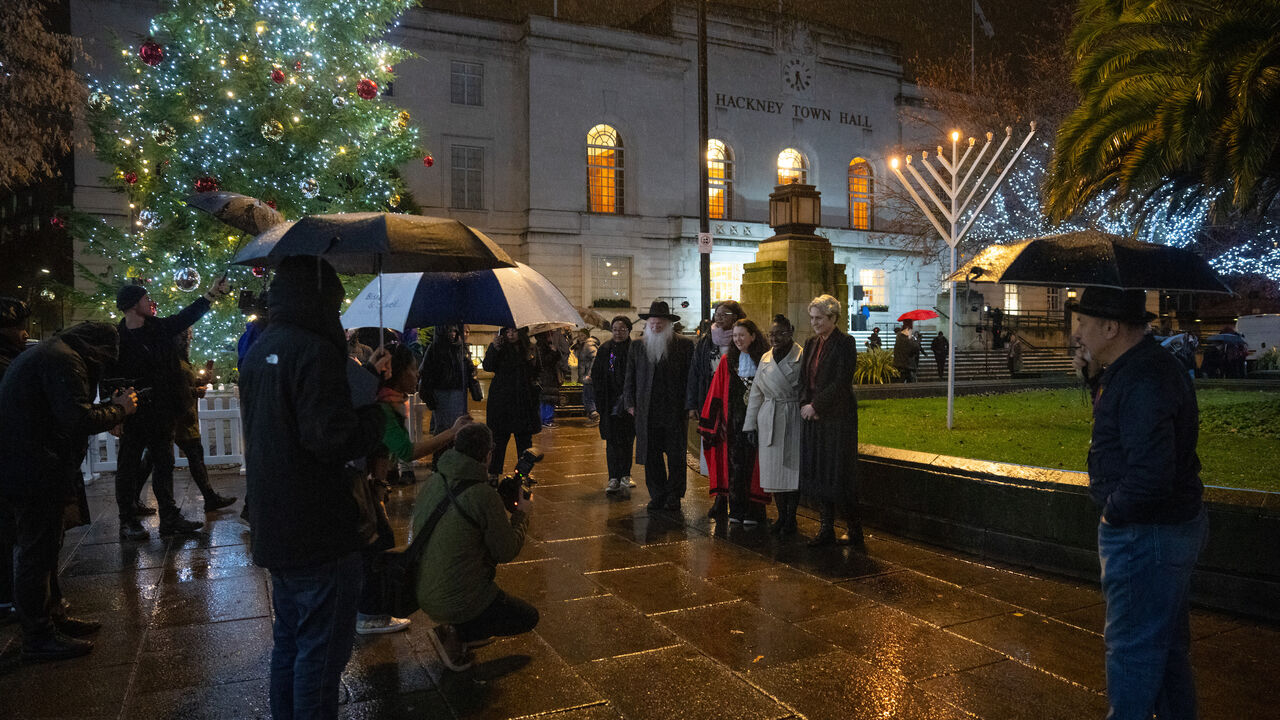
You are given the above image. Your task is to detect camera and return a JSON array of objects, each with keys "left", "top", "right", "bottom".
[
  {"left": 101, "top": 378, "right": 153, "bottom": 403},
  {"left": 493, "top": 448, "right": 543, "bottom": 512}
]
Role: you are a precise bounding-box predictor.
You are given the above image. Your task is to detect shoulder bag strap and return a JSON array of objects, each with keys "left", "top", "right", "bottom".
[
  {"left": 403, "top": 476, "right": 484, "bottom": 564},
  {"left": 442, "top": 477, "right": 484, "bottom": 530}
]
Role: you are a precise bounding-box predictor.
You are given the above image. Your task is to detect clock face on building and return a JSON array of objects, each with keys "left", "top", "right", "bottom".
[{"left": 783, "top": 58, "right": 813, "bottom": 92}]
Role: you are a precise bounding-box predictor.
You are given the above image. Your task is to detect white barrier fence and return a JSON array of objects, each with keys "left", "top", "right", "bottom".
[
  {"left": 83, "top": 389, "right": 245, "bottom": 478},
  {"left": 82, "top": 388, "right": 428, "bottom": 480}
]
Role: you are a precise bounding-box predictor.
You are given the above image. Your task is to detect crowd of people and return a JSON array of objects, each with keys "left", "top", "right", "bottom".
[{"left": 0, "top": 274, "right": 1212, "bottom": 720}]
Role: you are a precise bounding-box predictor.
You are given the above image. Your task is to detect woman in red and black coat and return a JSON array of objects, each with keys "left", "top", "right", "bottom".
[
  {"left": 699, "top": 319, "right": 770, "bottom": 525},
  {"left": 799, "top": 294, "right": 862, "bottom": 548}
]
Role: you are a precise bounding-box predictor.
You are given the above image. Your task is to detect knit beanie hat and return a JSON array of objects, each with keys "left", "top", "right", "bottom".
[{"left": 116, "top": 284, "right": 148, "bottom": 311}]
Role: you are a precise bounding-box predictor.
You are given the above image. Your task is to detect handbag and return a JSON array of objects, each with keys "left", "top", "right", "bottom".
[
  {"left": 374, "top": 476, "right": 482, "bottom": 618},
  {"left": 468, "top": 377, "right": 484, "bottom": 402}
]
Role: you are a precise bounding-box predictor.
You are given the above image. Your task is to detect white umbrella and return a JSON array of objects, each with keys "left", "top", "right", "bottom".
[{"left": 341, "top": 263, "right": 583, "bottom": 331}]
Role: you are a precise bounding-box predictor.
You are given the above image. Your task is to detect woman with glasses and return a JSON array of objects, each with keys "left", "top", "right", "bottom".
[
  {"left": 743, "top": 315, "right": 803, "bottom": 535},
  {"left": 591, "top": 316, "right": 636, "bottom": 495}
]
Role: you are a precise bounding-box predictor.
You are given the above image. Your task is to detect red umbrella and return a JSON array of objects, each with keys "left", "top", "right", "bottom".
[{"left": 898, "top": 309, "right": 939, "bottom": 321}]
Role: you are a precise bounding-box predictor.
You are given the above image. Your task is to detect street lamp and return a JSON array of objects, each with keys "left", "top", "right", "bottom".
[{"left": 768, "top": 183, "right": 821, "bottom": 236}]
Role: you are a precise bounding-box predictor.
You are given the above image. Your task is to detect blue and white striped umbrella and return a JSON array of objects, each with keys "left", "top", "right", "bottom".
[{"left": 340, "top": 263, "right": 583, "bottom": 331}]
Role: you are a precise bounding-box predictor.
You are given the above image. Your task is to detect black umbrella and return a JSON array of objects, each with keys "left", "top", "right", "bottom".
[
  {"left": 945, "top": 230, "right": 1231, "bottom": 293},
  {"left": 185, "top": 192, "right": 285, "bottom": 236},
  {"left": 1204, "top": 333, "right": 1247, "bottom": 344},
  {"left": 231, "top": 212, "right": 514, "bottom": 273}
]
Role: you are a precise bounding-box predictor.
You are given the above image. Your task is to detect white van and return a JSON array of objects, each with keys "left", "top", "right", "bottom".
[{"left": 1236, "top": 314, "right": 1280, "bottom": 359}]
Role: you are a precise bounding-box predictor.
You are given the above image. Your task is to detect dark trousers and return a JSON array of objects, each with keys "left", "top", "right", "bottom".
[
  {"left": 604, "top": 422, "right": 635, "bottom": 479},
  {"left": 454, "top": 590, "right": 539, "bottom": 644},
  {"left": 269, "top": 552, "right": 362, "bottom": 720},
  {"left": 643, "top": 423, "right": 686, "bottom": 504},
  {"left": 933, "top": 352, "right": 946, "bottom": 379},
  {"left": 176, "top": 436, "right": 217, "bottom": 501},
  {"left": 0, "top": 498, "right": 14, "bottom": 606},
  {"left": 7, "top": 495, "right": 66, "bottom": 640},
  {"left": 116, "top": 413, "right": 179, "bottom": 522},
  {"left": 489, "top": 431, "right": 533, "bottom": 477}
]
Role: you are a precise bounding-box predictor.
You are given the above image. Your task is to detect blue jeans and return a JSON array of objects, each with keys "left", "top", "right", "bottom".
[
  {"left": 540, "top": 400, "right": 556, "bottom": 425},
  {"left": 269, "top": 552, "right": 362, "bottom": 720},
  {"left": 1098, "top": 509, "right": 1208, "bottom": 720},
  {"left": 582, "top": 383, "right": 597, "bottom": 416}
]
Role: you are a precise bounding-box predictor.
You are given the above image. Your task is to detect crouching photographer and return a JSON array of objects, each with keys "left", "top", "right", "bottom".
[{"left": 412, "top": 423, "right": 539, "bottom": 671}]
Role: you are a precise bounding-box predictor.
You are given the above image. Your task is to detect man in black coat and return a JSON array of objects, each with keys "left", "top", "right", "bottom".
[
  {"left": 0, "top": 296, "right": 30, "bottom": 625},
  {"left": 110, "top": 278, "right": 230, "bottom": 541},
  {"left": 623, "top": 301, "right": 695, "bottom": 512},
  {"left": 240, "top": 256, "right": 385, "bottom": 720},
  {"left": 0, "top": 322, "right": 137, "bottom": 661},
  {"left": 930, "top": 331, "right": 949, "bottom": 380}
]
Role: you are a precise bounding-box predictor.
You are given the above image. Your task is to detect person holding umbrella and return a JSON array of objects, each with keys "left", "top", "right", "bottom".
[
  {"left": 592, "top": 317, "right": 636, "bottom": 495},
  {"left": 483, "top": 327, "right": 541, "bottom": 479},
  {"left": 892, "top": 319, "right": 921, "bottom": 383},
  {"left": 1070, "top": 287, "right": 1207, "bottom": 720}
]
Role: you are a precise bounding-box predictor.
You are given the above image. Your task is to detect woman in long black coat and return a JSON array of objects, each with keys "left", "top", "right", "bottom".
[
  {"left": 483, "top": 327, "right": 541, "bottom": 478},
  {"left": 591, "top": 316, "right": 635, "bottom": 495},
  {"left": 798, "top": 294, "right": 862, "bottom": 549}
]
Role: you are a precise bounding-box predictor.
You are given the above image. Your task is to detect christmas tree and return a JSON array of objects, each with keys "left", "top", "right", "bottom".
[{"left": 73, "top": 0, "right": 427, "bottom": 362}]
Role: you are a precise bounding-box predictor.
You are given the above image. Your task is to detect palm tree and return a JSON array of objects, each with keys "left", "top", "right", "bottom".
[{"left": 1046, "top": 0, "right": 1280, "bottom": 225}]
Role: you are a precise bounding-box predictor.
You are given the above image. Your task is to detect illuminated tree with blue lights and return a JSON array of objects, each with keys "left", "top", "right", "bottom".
[{"left": 73, "top": 0, "right": 424, "bottom": 359}]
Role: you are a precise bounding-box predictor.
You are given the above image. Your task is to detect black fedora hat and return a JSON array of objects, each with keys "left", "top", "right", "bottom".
[
  {"left": 638, "top": 300, "right": 680, "bottom": 322},
  {"left": 1066, "top": 287, "right": 1156, "bottom": 324},
  {"left": 0, "top": 296, "right": 30, "bottom": 328}
]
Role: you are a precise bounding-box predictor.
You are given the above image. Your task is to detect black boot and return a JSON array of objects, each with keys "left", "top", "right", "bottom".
[
  {"left": 807, "top": 502, "right": 837, "bottom": 547},
  {"left": 203, "top": 493, "right": 238, "bottom": 513},
  {"left": 769, "top": 496, "right": 787, "bottom": 535},
  {"left": 53, "top": 615, "right": 102, "bottom": 637},
  {"left": 21, "top": 631, "right": 93, "bottom": 662},
  {"left": 781, "top": 492, "right": 800, "bottom": 536},
  {"left": 706, "top": 495, "right": 728, "bottom": 519}
]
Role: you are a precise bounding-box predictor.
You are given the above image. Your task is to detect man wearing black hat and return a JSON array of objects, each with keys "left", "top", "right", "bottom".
[
  {"left": 1070, "top": 287, "right": 1207, "bottom": 720},
  {"left": 0, "top": 296, "right": 31, "bottom": 625},
  {"left": 110, "top": 277, "right": 230, "bottom": 540},
  {"left": 622, "top": 301, "right": 695, "bottom": 511}
]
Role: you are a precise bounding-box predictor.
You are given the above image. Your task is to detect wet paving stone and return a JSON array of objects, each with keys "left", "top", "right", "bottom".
[
  {"left": 123, "top": 677, "right": 272, "bottom": 720},
  {"left": 340, "top": 688, "right": 454, "bottom": 720},
  {"left": 152, "top": 574, "right": 272, "bottom": 627},
  {"left": 162, "top": 544, "right": 259, "bottom": 584},
  {"left": 57, "top": 567, "right": 163, "bottom": 616},
  {"left": 344, "top": 630, "right": 437, "bottom": 703},
  {"left": 746, "top": 650, "right": 973, "bottom": 720},
  {"left": 946, "top": 610, "right": 1107, "bottom": 691},
  {"left": 587, "top": 562, "right": 738, "bottom": 615},
  {"left": 800, "top": 605, "right": 1004, "bottom": 682},
  {"left": 908, "top": 555, "right": 1020, "bottom": 588},
  {"left": 534, "top": 594, "right": 680, "bottom": 664},
  {"left": 842, "top": 569, "right": 1017, "bottom": 627},
  {"left": 59, "top": 539, "right": 171, "bottom": 577},
  {"left": 578, "top": 645, "right": 791, "bottom": 720},
  {"left": 606, "top": 512, "right": 705, "bottom": 546},
  {"left": 437, "top": 633, "right": 604, "bottom": 719},
  {"left": 0, "top": 661, "right": 133, "bottom": 718},
  {"left": 645, "top": 537, "right": 778, "bottom": 579},
  {"left": 654, "top": 599, "right": 834, "bottom": 671},
  {"left": 918, "top": 658, "right": 1109, "bottom": 720},
  {"left": 135, "top": 616, "right": 274, "bottom": 693},
  {"left": 494, "top": 558, "right": 607, "bottom": 604},
  {"left": 712, "top": 565, "right": 875, "bottom": 622},
  {"left": 966, "top": 571, "right": 1103, "bottom": 616},
  {"left": 542, "top": 533, "right": 661, "bottom": 572}
]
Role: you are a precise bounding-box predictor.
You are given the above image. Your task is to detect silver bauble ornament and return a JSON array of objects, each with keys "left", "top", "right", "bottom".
[
  {"left": 152, "top": 124, "right": 176, "bottom": 146},
  {"left": 300, "top": 178, "right": 319, "bottom": 198},
  {"left": 213, "top": 0, "right": 236, "bottom": 19},
  {"left": 88, "top": 91, "right": 111, "bottom": 112},
  {"left": 260, "top": 120, "right": 284, "bottom": 142},
  {"left": 138, "top": 209, "right": 160, "bottom": 230},
  {"left": 331, "top": 95, "right": 347, "bottom": 109},
  {"left": 173, "top": 267, "right": 201, "bottom": 292}
]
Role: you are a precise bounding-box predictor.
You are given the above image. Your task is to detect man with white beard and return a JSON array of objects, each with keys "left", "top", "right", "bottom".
[{"left": 623, "top": 301, "right": 695, "bottom": 512}]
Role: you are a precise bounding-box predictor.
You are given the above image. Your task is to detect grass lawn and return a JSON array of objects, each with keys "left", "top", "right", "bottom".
[{"left": 858, "top": 388, "right": 1280, "bottom": 493}]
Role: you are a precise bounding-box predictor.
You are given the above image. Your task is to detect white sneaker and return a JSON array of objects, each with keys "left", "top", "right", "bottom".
[
  {"left": 355, "top": 615, "right": 411, "bottom": 635},
  {"left": 606, "top": 478, "right": 620, "bottom": 494},
  {"left": 624, "top": 476, "right": 636, "bottom": 488},
  {"left": 428, "top": 624, "right": 475, "bottom": 671}
]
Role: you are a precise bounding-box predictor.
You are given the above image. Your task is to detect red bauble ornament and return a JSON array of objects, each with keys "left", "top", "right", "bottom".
[
  {"left": 139, "top": 39, "right": 164, "bottom": 67},
  {"left": 124, "top": 171, "right": 139, "bottom": 185},
  {"left": 356, "top": 78, "right": 378, "bottom": 100},
  {"left": 251, "top": 265, "right": 267, "bottom": 278},
  {"left": 265, "top": 199, "right": 277, "bottom": 210},
  {"left": 422, "top": 154, "right": 434, "bottom": 168},
  {"left": 194, "top": 175, "right": 219, "bottom": 193},
  {"left": 270, "top": 67, "right": 286, "bottom": 84},
  {"left": 50, "top": 216, "right": 66, "bottom": 230},
  {"left": 294, "top": 60, "right": 302, "bottom": 71}
]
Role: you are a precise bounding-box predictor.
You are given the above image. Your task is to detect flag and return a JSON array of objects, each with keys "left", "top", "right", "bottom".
[{"left": 973, "top": 0, "right": 995, "bottom": 38}]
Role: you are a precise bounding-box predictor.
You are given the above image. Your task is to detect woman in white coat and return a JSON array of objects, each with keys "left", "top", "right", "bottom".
[{"left": 743, "top": 314, "right": 804, "bottom": 535}]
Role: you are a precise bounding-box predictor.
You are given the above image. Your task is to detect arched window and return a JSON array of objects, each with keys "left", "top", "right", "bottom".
[
  {"left": 707, "top": 139, "right": 733, "bottom": 220},
  {"left": 848, "top": 157, "right": 873, "bottom": 230},
  {"left": 777, "top": 148, "right": 808, "bottom": 185},
  {"left": 587, "top": 124, "right": 623, "bottom": 213}
]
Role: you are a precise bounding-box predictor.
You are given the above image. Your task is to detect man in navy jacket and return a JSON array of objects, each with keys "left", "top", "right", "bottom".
[{"left": 1071, "top": 287, "right": 1206, "bottom": 720}]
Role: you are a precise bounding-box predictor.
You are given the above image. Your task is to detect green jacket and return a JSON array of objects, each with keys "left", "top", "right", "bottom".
[{"left": 412, "top": 448, "right": 529, "bottom": 624}]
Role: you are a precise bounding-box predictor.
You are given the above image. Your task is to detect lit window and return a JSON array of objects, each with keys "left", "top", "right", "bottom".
[
  {"left": 450, "top": 145, "right": 483, "bottom": 210},
  {"left": 777, "top": 148, "right": 808, "bottom": 185},
  {"left": 1004, "top": 284, "right": 1020, "bottom": 313},
  {"left": 848, "top": 158, "right": 872, "bottom": 230},
  {"left": 859, "top": 268, "right": 886, "bottom": 307},
  {"left": 707, "top": 139, "right": 733, "bottom": 220},
  {"left": 710, "top": 261, "right": 744, "bottom": 304},
  {"left": 592, "top": 255, "right": 631, "bottom": 305},
  {"left": 1046, "top": 287, "right": 1061, "bottom": 312},
  {"left": 587, "top": 124, "right": 624, "bottom": 214},
  {"left": 450, "top": 61, "right": 483, "bottom": 106}
]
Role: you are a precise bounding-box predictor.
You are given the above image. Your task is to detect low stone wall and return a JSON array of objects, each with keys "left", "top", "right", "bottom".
[{"left": 856, "top": 444, "right": 1280, "bottom": 622}]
